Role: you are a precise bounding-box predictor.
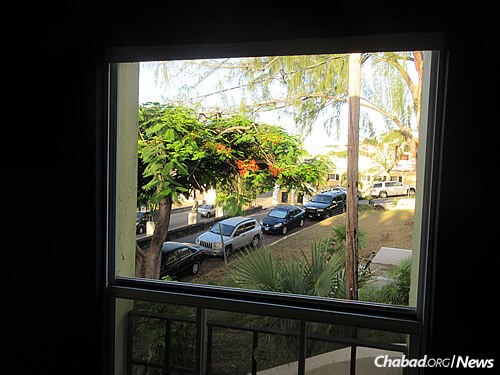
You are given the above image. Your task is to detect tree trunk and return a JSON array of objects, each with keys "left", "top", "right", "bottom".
[
  {"left": 135, "top": 242, "right": 147, "bottom": 278},
  {"left": 346, "top": 53, "right": 361, "bottom": 301},
  {"left": 143, "top": 195, "right": 173, "bottom": 280}
]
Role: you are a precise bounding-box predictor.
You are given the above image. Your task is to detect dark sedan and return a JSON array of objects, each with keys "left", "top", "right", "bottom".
[
  {"left": 260, "top": 205, "right": 305, "bottom": 235},
  {"left": 160, "top": 242, "right": 205, "bottom": 279}
]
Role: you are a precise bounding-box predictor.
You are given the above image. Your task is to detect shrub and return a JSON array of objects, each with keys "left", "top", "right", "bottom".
[{"left": 359, "top": 257, "right": 412, "bottom": 305}]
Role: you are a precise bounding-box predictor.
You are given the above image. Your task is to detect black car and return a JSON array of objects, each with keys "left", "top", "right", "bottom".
[
  {"left": 304, "top": 191, "right": 346, "bottom": 219},
  {"left": 260, "top": 205, "right": 306, "bottom": 235},
  {"left": 136, "top": 211, "right": 151, "bottom": 234},
  {"left": 160, "top": 242, "right": 205, "bottom": 279}
]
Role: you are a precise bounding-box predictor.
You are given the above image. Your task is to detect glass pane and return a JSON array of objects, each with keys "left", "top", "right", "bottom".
[
  {"left": 356, "top": 347, "right": 405, "bottom": 375},
  {"left": 116, "top": 298, "right": 411, "bottom": 374},
  {"left": 206, "top": 309, "right": 298, "bottom": 374},
  {"left": 305, "top": 323, "right": 408, "bottom": 374},
  {"left": 116, "top": 50, "right": 438, "bottom": 308},
  {"left": 116, "top": 298, "right": 197, "bottom": 375}
]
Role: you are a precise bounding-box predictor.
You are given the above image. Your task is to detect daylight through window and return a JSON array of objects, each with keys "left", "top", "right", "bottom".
[
  {"left": 114, "top": 51, "right": 434, "bottom": 310},
  {"left": 108, "top": 38, "right": 443, "bottom": 375}
]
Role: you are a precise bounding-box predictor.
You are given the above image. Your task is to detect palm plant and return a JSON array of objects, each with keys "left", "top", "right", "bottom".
[
  {"left": 328, "top": 224, "right": 366, "bottom": 253},
  {"left": 231, "top": 241, "right": 345, "bottom": 298},
  {"left": 358, "top": 257, "right": 412, "bottom": 306},
  {"left": 231, "top": 241, "right": 372, "bottom": 360},
  {"left": 379, "top": 257, "right": 412, "bottom": 305}
]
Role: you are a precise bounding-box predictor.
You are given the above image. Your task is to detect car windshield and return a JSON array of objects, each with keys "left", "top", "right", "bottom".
[
  {"left": 136, "top": 212, "right": 145, "bottom": 221},
  {"left": 268, "top": 209, "right": 288, "bottom": 219},
  {"left": 200, "top": 204, "right": 212, "bottom": 209},
  {"left": 209, "top": 223, "right": 234, "bottom": 236},
  {"left": 311, "top": 195, "right": 333, "bottom": 204}
]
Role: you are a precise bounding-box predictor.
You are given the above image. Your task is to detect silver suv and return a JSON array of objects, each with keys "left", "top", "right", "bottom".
[
  {"left": 195, "top": 216, "right": 262, "bottom": 256},
  {"left": 371, "top": 181, "right": 416, "bottom": 198}
]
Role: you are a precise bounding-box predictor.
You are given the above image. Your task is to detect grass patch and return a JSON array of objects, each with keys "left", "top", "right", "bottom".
[{"left": 193, "top": 208, "right": 414, "bottom": 286}]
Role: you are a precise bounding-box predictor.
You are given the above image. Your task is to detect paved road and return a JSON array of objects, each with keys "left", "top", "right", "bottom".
[
  {"left": 176, "top": 207, "right": 326, "bottom": 282},
  {"left": 137, "top": 196, "right": 404, "bottom": 239},
  {"left": 174, "top": 207, "right": 317, "bottom": 245},
  {"left": 171, "top": 196, "right": 411, "bottom": 282}
]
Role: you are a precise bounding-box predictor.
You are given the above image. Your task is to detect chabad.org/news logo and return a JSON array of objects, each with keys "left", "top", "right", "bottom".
[{"left": 374, "top": 355, "right": 494, "bottom": 369}]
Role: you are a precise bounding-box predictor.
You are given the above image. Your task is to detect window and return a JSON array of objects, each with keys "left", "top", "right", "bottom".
[
  {"left": 234, "top": 225, "right": 246, "bottom": 236},
  {"left": 177, "top": 247, "right": 192, "bottom": 258},
  {"left": 106, "top": 34, "right": 444, "bottom": 374},
  {"left": 163, "top": 252, "right": 179, "bottom": 267},
  {"left": 209, "top": 223, "right": 234, "bottom": 236},
  {"left": 245, "top": 221, "right": 256, "bottom": 231},
  {"left": 281, "top": 191, "right": 288, "bottom": 203}
]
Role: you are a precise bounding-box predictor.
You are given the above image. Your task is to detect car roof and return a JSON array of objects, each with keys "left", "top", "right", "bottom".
[
  {"left": 316, "top": 190, "right": 345, "bottom": 196},
  {"left": 161, "top": 241, "right": 198, "bottom": 252},
  {"left": 271, "top": 204, "right": 298, "bottom": 211},
  {"left": 218, "top": 216, "right": 256, "bottom": 225}
]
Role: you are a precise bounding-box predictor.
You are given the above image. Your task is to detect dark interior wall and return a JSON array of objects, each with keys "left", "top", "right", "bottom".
[{"left": 10, "top": 6, "right": 498, "bottom": 374}]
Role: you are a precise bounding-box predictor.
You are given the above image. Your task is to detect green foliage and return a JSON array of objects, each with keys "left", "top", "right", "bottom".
[
  {"left": 360, "top": 130, "right": 408, "bottom": 175},
  {"left": 138, "top": 102, "right": 330, "bottom": 209},
  {"left": 327, "top": 224, "right": 367, "bottom": 254},
  {"left": 359, "top": 257, "right": 412, "bottom": 305},
  {"left": 231, "top": 240, "right": 372, "bottom": 359},
  {"left": 132, "top": 301, "right": 196, "bottom": 368},
  {"left": 232, "top": 240, "right": 369, "bottom": 299}
]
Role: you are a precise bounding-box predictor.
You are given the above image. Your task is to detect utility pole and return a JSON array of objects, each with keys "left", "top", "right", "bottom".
[{"left": 346, "top": 53, "right": 361, "bottom": 300}]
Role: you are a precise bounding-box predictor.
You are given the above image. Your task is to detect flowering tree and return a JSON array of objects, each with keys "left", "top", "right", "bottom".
[{"left": 137, "top": 103, "right": 330, "bottom": 279}]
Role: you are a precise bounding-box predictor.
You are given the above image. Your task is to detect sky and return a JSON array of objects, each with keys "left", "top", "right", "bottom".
[{"left": 137, "top": 57, "right": 410, "bottom": 156}]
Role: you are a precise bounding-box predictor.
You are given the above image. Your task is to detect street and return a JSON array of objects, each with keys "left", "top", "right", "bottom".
[
  {"left": 175, "top": 197, "right": 405, "bottom": 282},
  {"left": 176, "top": 206, "right": 320, "bottom": 282},
  {"left": 137, "top": 196, "right": 409, "bottom": 282},
  {"left": 136, "top": 197, "right": 401, "bottom": 240}
]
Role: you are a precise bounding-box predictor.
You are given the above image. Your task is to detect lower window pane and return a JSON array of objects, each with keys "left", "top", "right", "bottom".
[
  {"left": 206, "top": 309, "right": 298, "bottom": 375},
  {"left": 305, "top": 323, "right": 408, "bottom": 374},
  {"left": 356, "top": 347, "right": 405, "bottom": 375},
  {"left": 118, "top": 299, "right": 197, "bottom": 375},
  {"left": 116, "top": 298, "right": 409, "bottom": 375}
]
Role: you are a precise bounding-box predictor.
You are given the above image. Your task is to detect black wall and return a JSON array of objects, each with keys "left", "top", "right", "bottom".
[{"left": 10, "top": 5, "right": 498, "bottom": 374}]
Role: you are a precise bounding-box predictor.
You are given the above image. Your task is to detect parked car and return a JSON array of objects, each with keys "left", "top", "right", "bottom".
[
  {"left": 330, "top": 187, "right": 362, "bottom": 199},
  {"left": 136, "top": 211, "right": 151, "bottom": 234},
  {"left": 197, "top": 204, "right": 216, "bottom": 218},
  {"left": 371, "top": 181, "right": 416, "bottom": 198},
  {"left": 303, "top": 190, "right": 346, "bottom": 219},
  {"left": 160, "top": 242, "right": 205, "bottom": 278},
  {"left": 260, "top": 205, "right": 305, "bottom": 235},
  {"left": 195, "top": 216, "right": 261, "bottom": 256}
]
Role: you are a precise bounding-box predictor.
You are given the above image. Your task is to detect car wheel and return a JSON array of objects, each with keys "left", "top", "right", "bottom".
[
  {"left": 192, "top": 262, "right": 200, "bottom": 274},
  {"left": 137, "top": 226, "right": 144, "bottom": 234},
  {"left": 299, "top": 218, "right": 304, "bottom": 227},
  {"left": 408, "top": 188, "right": 416, "bottom": 196},
  {"left": 251, "top": 235, "right": 260, "bottom": 247},
  {"left": 225, "top": 245, "right": 233, "bottom": 258},
  {"left": 282, "top": 226, "right": 288, "bottom": 235},
  {"left": 206, "top": 212, "right": 211, "bottom": 218},
  {"left": 380, "top": 191, "right": 388, "bottom": 198}
]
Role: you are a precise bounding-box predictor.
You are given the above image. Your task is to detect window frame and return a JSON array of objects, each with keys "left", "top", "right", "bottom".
[{"left": 104, "top": 33, "right": 445, "bottom": 374}]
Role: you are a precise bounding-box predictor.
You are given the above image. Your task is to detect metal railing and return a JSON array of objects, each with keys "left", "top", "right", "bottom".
[{"left": 127, "top": 308, "right": 408, "bottom": 375}]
